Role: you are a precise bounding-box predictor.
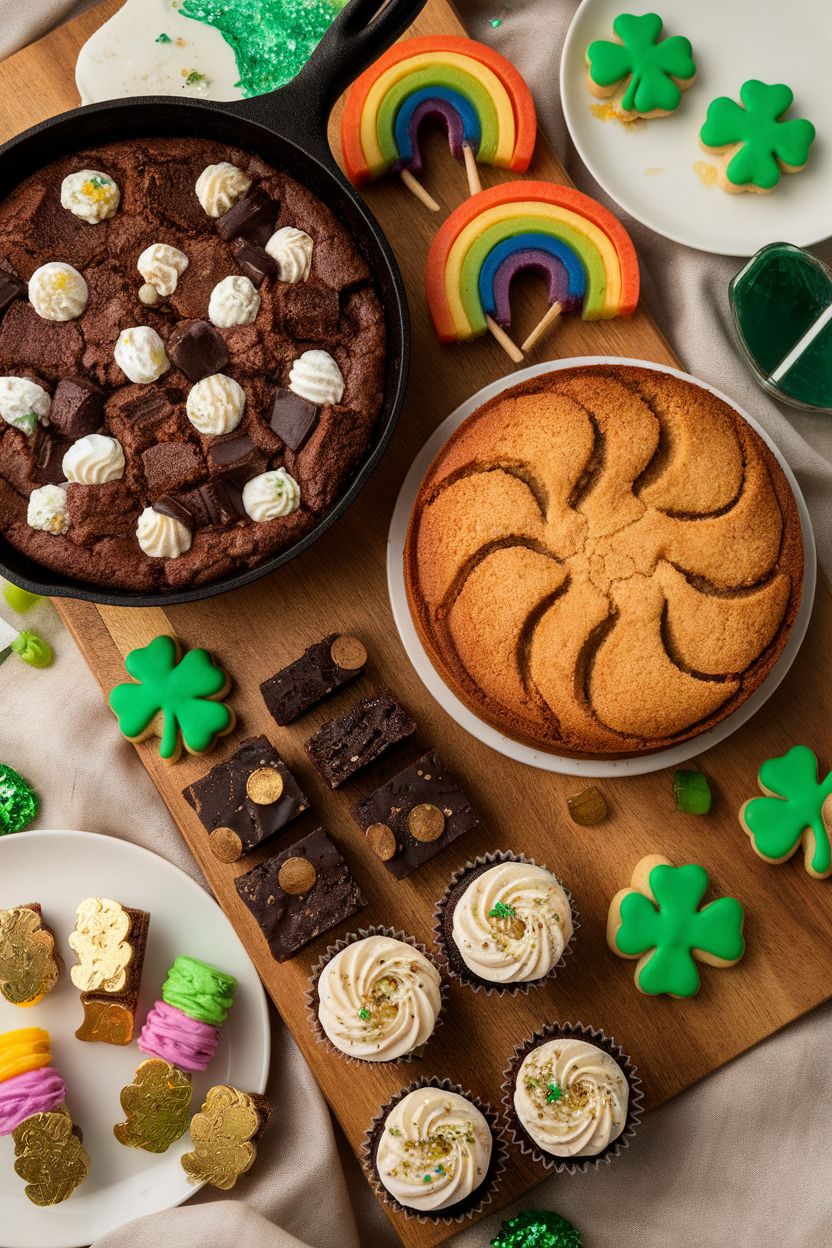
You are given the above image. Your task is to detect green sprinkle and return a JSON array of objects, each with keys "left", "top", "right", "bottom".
[
  {"left": 524, "top": 1076, "right": 539, "bottom": 1089},
  {"left": 185, "top": 70, "right": 206, "bottom": 85},
  {"left": 423, "top": 1174, "right": 431, "bottom": 1183},
  {"left": 9, "top": 632, "right": 52, "bottom": 668},
  {"left": 2, "top": 584, "right": 41, "bottom": 612},
  {"left": 488, "top": 901, "right": 517, "bottom": 920},
  {"left": 156, "top": 32, "right": 173, "bottom": 42},
  {"left": 89, "top": 176, "right": 109, "bottom": 188},
  {"left": 546, "top": 1083, "right": 562, "bottom": 1103},
  {"left": 491, "top": 17, "right": 501, "bottom": 25},
  {"left": 358, "top": 1007, "right": 370, "bottom": 1020}
]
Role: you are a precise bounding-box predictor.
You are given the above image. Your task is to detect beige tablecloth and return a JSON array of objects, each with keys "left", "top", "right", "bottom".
[{"left": 1, "top": 2, "right": 831, "bottom": 1246}]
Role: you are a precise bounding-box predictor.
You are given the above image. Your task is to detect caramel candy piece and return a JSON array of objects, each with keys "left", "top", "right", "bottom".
[
  {"left": 407, "top": 803, "right": 445, "bottom": 843},
  {"left": 278, "top": 857, "right": 317, "bottom": 895},
  {"left": 75, "top": 998, "right": 136, "bottom": 1045},
  {"left": 209, "top": 827, "right": 243, "bottom": 863},
  {"left": 330, "top": 636, "right": 367, "bottom": 671},
  {"left": 567, "top": 785, "right": 608, "bottom": 826},
  {"left": 246, "top": 767, "right": 284, "bottom": 805},
  {"left": 366, "top": 823, "right": 396, "bottom": 861}
]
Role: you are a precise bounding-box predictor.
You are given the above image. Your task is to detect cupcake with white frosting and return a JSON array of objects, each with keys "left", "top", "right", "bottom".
[
  {"left": 308, "top": 928, "right": 444, "bottom": 1063},
  {"left": 501, "top": 1022, "right": 642, "bottom": 1174},
  {"left": 433, "top": 852, "right": 577, "bottom": 994}
]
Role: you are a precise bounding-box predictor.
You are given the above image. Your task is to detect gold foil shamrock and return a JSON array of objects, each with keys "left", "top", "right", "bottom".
[
  {"left": 13, "top": 1109, "right": 91, "bottom": 1205},
  {"left": 69, "top": 898, "right": 132, "bottom": 994},
  {"left": 0, "top": 907, "right": 61, "bottom": 1005},
  {"left": 114, "top": 1059, "right": 193, "bottom": 1153},
  {"left": 181, "top": 1085, "right": 268, "bottom": 1189}
]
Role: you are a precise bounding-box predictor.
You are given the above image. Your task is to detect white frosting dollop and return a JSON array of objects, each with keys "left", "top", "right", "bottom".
[
  {"left": 28, "top": 263, "right": 88, "bottom": 321},
  {"left": 136, "top": 506, "right": 192, "bottom": 559},
  {"left": 376, "top": 1088, "right": 492, "bottom": 1211},
  {"left": 317, "top": 936, "right": 442, "bottom": 1062},
  {"left": 137, "top": 244, "right": 189, "bottom": 297},
  {"left": 195, "top": 162, "right": 252, "bottom": 218},
  {"left": 27, "top": 484, "right": 69, "bottom": 535},
  {"left": 514, "top": 1038, "right": 629, "bottom": 1158},
  {"left": 289, "top": 350, "right": 344, "bottom": 406},
  {"left": 186, "top": 373, "right": 245, "bottom": 436},
  {"left": 62, "top": 433, "right": 125, "bottom": 484},
  {"left": 60, "top": 169, "right": 120, "bottom": 223},
  {"left": 114, "top": 326, "right": 170, "bottom": 384},
  {"left": 0, "top": 377, "right": 51, "bottom": 436},
  {"left": 265, "top": 226, "right": 314, "bottom": 283},
  {"left": 451, "top": 862, "right": 573, "bottom": 984},
  {"left": 208, "top": 275, "right": 260, "bottom": 328},
  {"left": 242, "top": 469, "right": 300, "bottom": 522}
]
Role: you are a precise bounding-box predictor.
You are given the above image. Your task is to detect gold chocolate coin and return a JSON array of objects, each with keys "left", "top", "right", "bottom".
[
  {"left": 209, "top": 828, "right": 243, "bottom": 863},
  {"left": 13, "top": 1109, "right": 91, "bottom": 1205},
  {"left": 278, "top": 857, "right": 316, "bottom": 895},
  {"left": 407, "top": 804, "right": 445, "bottom": 843},
  {"left": 246, "top": 767, "right": 284, "bottom": 805},
  {"left": 115, "top": 1058, "right": 193, "bottom": 1153},
  {"left": 182, "top": 1085, "right": 266, "bottom": 1190},
  {"left": 330, "top": 635, "right": 367, "bottom": 671},
  {"left": 366, "top": 823, "right": 396, "bottom": 861}
]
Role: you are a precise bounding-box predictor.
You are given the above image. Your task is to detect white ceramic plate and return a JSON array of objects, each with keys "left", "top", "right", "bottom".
[
  {"left": 560, "top": 0, "right": 832, "bottom": 254},
  {"left": 387, "top": 357, "right": 817, "bottom": 777},
  {"left": 0, "top": 830, "right": 270, "bottom": 1248}
]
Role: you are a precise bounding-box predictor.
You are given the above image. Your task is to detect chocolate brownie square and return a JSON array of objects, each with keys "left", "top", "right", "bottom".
[
  {"left": 66, "top": 480, "right": 141, "bottom": 546},
  {"left": 276, "top": 284, "right": 340, "bottom": 341},
  {"left": 352, "top": 751, "right": 480, "bottom": 881},
  {"left": 183, "top": 734, "right": 310, "bottom": 862},
  {"left": 142, "top": 440, "right": 204, "bottom": 496},
  {"left": 304, "top": 691, "right": 416, "bottom": 790},
  {"left": 235, "top": 827, "right": 366, "bottom": 961},
  {"left": 106, "top": 389, "right": 185, "bottom": 455},
  {"left": 261, "top": 633, "right": 367, "bottom": 726}
]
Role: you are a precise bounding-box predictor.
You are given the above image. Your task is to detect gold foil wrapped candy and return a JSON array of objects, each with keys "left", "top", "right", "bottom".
[
  {"left": 114, "top": 1058, "right": 193, "bottom": 1153},
  {"left": 12, "top": 1107, "right": 91, "bottom": 1205},
  {"left": 181, "top": 1085, "right": 271, "bottom": 1189},
  {"left": 68, "top": 898, "right": 132, "bottom": 993},
  {"left": 0, "top": 906, "right": 62, "bottom": 1005}
]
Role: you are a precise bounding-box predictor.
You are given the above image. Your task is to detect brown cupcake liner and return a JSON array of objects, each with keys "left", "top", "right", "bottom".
[
  {"left": 305, "top": 926, "right": 448, "bottom": 1066},
  {"left": 500, "top": 1021, "right": 643, "bottom": 1174},
  {"left": 431, "top": 851, "right": 579, "bottom": 996},
  {"left": 361, "top": 1075, "right": 508, "bottom": 1224}
]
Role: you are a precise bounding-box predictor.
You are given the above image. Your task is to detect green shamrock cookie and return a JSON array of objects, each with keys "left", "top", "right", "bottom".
[
  {"left": 739, "top": 746, "right": 832, "bottom": 879},
  {"left": 699, "top": 80, "right": 816, "bottom": 193},
  {"left": 586, "top": 13, "right": 696, "bottom": 120},
  {"left": 108, "top": 635, "right": 235, "bottom": 764},
  {"left": 607, "top": 855, "right": 745, "bottom": 998}
]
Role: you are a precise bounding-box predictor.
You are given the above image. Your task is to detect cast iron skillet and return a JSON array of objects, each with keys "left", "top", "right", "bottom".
[{"left": 0, "top": 0, "right": 426, "bottom": 605}]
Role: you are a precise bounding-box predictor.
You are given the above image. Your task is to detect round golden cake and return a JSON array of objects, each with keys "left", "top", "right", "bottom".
[{"left": 404, "top": 364, "right": 804, "bottom": 758}]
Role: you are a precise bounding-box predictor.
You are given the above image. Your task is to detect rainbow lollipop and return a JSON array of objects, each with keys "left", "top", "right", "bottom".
[
  {"left": 341, "top": 35, "right": 537, "bottom": 210},
  {"left": 426, "top": 181, "right": 640, "bottom": 360}
]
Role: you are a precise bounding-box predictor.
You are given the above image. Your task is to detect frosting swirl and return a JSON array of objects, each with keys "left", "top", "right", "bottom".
[
  {"left": 0, "top": 1067, "right": 66, "bottom": 1136},
  {"left": 60, "top": 169, "right": 120, "bottom": 223},
  {"left": 289, "top": 349, "right": 344, "bottom": 406},
  {"left": 137, "top": 1000, "right": 221, "bottom": 1072},
  {"left": 186, "top": 373, "right": 245, "bottom": 435},
  {"left": 265, "top": 226, "right": 314, "bottom": 282},
  {"left": 114, "top": 326, "right": 170, "bottom": 384},
  {"left": 208, "top": 275, "right": 260, "bottom": 327},
  {"left": 137, "top": 243, "right": 189, "bottom": 296},
  {"left": 62, "top": 433, "right": 125, "bottom": 484},
  {"left": 161, "top": 956, "right": 237, "bottom": 1026},
  {"left": 317, "top": 936, "right": 442, "bottom": 1061},
  {"left": 513, "top": 1038, "right": 628, "bottom": 1158},
  {"left": 27, "top": 484, "right": 69, "bottom": 535},
  {"left": 29, "top": 262, "right": 88, "bottom": 321},
  {"left": 0, "top": 377, "right": 51, "bottom": 436},
  {"left": 242, "top": 468, "right": 300, "bottom": 521},
  {"left": 136, "top": 507, "right": 192, "bottom": 559},
  {"left": 195, "top": 162, "right": 252, "bottom": 218},
  {"left": 451, "top": 862, "right": 573, "bottom": 984},
  {"left": 376, "top": 1087, "right": 492, "bottom": 1211}
]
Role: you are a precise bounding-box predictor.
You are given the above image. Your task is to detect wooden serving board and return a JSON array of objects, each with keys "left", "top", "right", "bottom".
[{"left": 3, "top": 3, "right": 832, "bottom": 1244}]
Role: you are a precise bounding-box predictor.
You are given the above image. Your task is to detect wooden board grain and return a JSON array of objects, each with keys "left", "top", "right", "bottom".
[{"left": 2, "top": 2, "right": 832, "bottom": 1245}]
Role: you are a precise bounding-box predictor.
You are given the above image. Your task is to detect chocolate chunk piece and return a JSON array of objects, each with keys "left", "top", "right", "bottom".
[
  {"left": 215, "top": 187, "right": 276, "bottom": 247},
  {"left": 206, "top": 433, "right": 267, "bottom": 485},
  {"left": 276, "top": 283, "right": 340, "bottom": 341},
  {"left": 183, "top": 734, "right": 310, "bottom": 861},
  {"left": 231, "top": 237, "right": 277, "bottom": 288},
  {"left": 141, "top": 440, "right": 204, "bottom": 496},
  {"left": 0, "top": 271, "right": 25, "bottom": 320},
  {"left": 175, "top": 478, "right": 245, "bottom": 526},
  {"left": 304, "top": 691, "right": 415, "bottom": 790},
  {"left": 235, "top": 827, "right": 366, "bottom": 962},
  {"left": 168, "top": 320, "right": 229, "bottom": 382},
  {"left": 269, "top": 389, "right": 319, "bottom": 452},
  {"left": 352, "top": 751, "right": 480, "bottom": 881},
  {"left": 32, "top": 431, "right": 71, "bottom": 485},
  {"left": 152, "top": 494, "right": 195, "bottom": 531},
  {"left": 49, "top": 376, "right": 105, "bottom": 440},
  {"left": 261, "top": 632, "right": 367, "bottom": 726}
]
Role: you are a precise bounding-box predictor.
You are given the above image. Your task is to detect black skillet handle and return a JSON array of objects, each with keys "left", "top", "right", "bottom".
[{"left": 225, "top": 0, "right": 427, "bottom": 168}]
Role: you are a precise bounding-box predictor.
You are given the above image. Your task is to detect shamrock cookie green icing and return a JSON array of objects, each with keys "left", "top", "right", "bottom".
[
  {"left": 586, "top": 13, "right": 696, "bottom": 121},
  {"left": 108, "top": 635, "right": 234, "bottom": 764},
  {"left": 699, "top": 80, "right": 816, "bottom": 193},
  {"left": 607, "top": 855, "right": 745, "bottom": 998},
  {"left": 739, "top": 746, "right": 832, "bottom": 879}
]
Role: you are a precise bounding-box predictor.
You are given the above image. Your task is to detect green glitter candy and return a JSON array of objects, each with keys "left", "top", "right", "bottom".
[
  {"left": 0, "top": 763, "right": 38, "bottom": 836},
  {"left": 546, "top": 1083, "right": 562, "bottom": 1103},
  {"left": 2, "top": 584, "right": 41, "bottom": 612},
  {"left": 10, "top": 632, "right": 52, "bottom": 668},
  {"left": 358, "top": 1007, "right": 370, "bottom": 1020},
  {"left": 488, "top": 901, "right": 517, "bottom": 920},
  {"left": 491, "top": 1210, "right": 581, "bottom": 1248}
]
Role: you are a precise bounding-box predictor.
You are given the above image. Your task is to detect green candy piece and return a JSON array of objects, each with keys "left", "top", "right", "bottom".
[
  {"left": 156, "top": 32, "right": 172, "bottom": 42},
  {"left": 673, "top": 769, "right": 712, "bottom": 814},
  {"left": 700, "top": 80, "right": 815, "bottom": 191},
  {"left": 108, "top": 635, "right": 232, "bottom": 760},
  {"left": 743, "top": 746, "right": 832, "bottom": 878},
  {"left": 616, "top": 862, "right": 744, "bottom": 997},
  {"left": 162, "top": 955, "right": 238, "bottom": 1025},
  {"left": 586, "top": 13, "right": 696, "bottom": 116},
  {"left": 9, "top": 632, "right": 52, "bottom": 668},
  {"left": 492, "top": 1210, "right": 581, "bottom": 1248},
  {"left": 2, "top": 584, "right": 41, "bottom": 613},
  {"left": 0, "top": 763, "right": 38, "bottom": 835}
]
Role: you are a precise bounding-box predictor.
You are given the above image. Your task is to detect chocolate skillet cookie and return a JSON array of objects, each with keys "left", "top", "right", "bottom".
[{"left": 0, "top": 138, "right": 386, "bottom": 591}]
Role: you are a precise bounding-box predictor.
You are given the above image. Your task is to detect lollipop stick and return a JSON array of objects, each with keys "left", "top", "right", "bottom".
[
  {"left": 521, "top": 301, "right": 563, "bottom": 353},
  {"left": 485, "top": 315, "right": 524, "bottom": 364},
  {"left": 462, "top": 144, "right": 482, "bottom": 197},
  {"left": 399, "top": 169, "right": 440, "bottom": 212}
]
